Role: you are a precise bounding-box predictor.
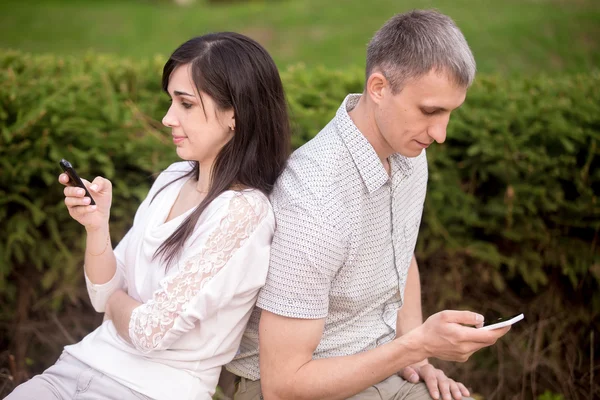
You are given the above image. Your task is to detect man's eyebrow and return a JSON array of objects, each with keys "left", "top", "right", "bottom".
[{"left": 173, "top": 90, "right": 195, "bottom": 97}]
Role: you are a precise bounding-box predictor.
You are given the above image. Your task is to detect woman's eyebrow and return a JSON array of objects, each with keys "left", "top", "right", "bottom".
[{"left": 173, "top": 90, "right": 195, "bottom": 97}]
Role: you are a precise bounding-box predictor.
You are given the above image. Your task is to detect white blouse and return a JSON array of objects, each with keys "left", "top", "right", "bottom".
[{"left": 64, "top": 162, "right": 275, "bottom": 400}]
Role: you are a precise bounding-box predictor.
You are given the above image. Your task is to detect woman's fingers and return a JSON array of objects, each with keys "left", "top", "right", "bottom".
[
  {"left": 64, "top": 196, "right": 92, "bottom": 208},
  {"left": 70, "top": 204, "right": 97, "bottom": 215},
  {"left": 58, "top": 173, "right": 71, "bottom": 186},
  {"left": 63, "top": 185, "right": 86, "bottom": 198},
  {"left": 89, "top": 177, "right": 102, "bottom": 192}
]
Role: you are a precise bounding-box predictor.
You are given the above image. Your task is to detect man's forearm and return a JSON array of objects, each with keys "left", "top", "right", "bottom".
[
  {"left": 396, "top": 255, "right": 424, "bottom": 336},
  {"left": 263, "top": 333, "right": 428, "bottom": 400}
]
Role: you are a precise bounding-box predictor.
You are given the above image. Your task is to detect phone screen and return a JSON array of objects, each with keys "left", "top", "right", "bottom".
[{"left": 482, "top": 314, "right": 521, "bottom": 327}]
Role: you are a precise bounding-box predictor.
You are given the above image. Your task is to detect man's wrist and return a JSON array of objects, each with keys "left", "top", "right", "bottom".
[
  {"left": 391, "top": 330, "right": 430, "bottom": 371},
  {"left": 400, "top": 328, "right": 430, "bottom": 361},
  {"left": 413, "top": 358, "right": 430, "bottom": 368}
]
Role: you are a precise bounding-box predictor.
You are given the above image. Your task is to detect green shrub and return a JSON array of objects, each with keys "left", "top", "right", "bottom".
[{"left": 1, "top": 50, "right": 598, "bottom": 399}]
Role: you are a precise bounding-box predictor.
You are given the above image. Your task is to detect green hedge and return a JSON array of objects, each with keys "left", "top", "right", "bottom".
[{"left": 1, "top": 50, "right": 598, "bottom": 398}]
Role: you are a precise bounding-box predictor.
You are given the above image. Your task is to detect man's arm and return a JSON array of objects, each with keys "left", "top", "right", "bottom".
[
  {"left": 259, "top": 308, "right": 510, "bottom": 400},
  {"left": 397, "top": 255, "right": 425, "bottom": 337},
  {"left": 396, "top": 256, "right": 471, "bottom": 400},
  {"left": 259, "top": 310, "right": 427, "bottom": 400}
]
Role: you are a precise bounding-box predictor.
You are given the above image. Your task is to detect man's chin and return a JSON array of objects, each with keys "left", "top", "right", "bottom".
[{"left": 397, "top": 147, "right": 424, "bottom": 158}]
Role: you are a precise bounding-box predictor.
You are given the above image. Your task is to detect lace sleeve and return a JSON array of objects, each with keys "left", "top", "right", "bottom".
[{"left": 128, "top": 193, "right": 269, "bottom": 353}]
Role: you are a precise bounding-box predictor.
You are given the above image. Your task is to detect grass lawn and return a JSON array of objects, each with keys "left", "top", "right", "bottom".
[{"left": 1, "top": 0, "right": 599, "bottom": 75}]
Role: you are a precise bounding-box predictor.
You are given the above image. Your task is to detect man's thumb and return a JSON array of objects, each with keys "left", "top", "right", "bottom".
[
  {"left": 400, "top": 366, "right": 419, "bottom": 383},
  {"left": 440, "top": 310, "right": 484, "bottom": 326}
]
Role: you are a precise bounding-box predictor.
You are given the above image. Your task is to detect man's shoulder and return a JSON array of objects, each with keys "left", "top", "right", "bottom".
[{"left": 272, "top": 121, "right": 351, "bottom": 207}]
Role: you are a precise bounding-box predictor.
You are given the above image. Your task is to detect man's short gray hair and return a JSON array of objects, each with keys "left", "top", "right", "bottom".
[{"left": 366, "top": 9, "right": 476, "bottom": 92}]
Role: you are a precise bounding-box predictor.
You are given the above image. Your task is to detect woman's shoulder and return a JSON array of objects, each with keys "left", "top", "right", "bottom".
[{"left": 213, "top": 189, "right": 274, "bottom": 223}]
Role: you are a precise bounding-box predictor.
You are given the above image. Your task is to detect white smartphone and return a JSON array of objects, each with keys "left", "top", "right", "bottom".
[{"left": 479, "top": 313, "right": 524, "bottom": 330}]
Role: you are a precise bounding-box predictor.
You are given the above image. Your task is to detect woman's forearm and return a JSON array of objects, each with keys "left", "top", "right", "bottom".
[
  {"left": 84, "top": 223, "right": 117, "bottom": 284},
  {"left": 107, "top": 289, "right": 141, "bottom": 344}
]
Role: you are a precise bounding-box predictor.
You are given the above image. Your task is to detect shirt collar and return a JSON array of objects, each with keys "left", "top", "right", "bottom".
[{"left": 334, "top": 94, "right": 414, "bottom": 193}]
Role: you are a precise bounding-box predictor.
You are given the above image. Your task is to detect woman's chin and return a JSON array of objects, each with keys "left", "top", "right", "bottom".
[{"left": 175, "top": 148, "right": 192, "bottom": 160}]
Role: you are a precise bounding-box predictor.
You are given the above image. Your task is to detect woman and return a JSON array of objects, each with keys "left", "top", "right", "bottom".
[{"left": 7, "top": 32, "right": 290, "bottom": 400}]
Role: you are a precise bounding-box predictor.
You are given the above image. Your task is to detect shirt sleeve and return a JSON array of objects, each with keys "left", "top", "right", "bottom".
[
  {"left": 256, "top": 201, "right": 348, "bottom": 319},
  {"left": 128, "top": 192, "right": 273, "bottom": 354}
]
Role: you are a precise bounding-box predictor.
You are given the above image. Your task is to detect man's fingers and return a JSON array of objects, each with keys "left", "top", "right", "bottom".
[
  {"left": 457, "top": 382, "right": 470, "bottom": 397},
  {"left": 446, "top": 379, "right": 461, "bottom": 400},
  {"left": 423, "top": 374, "right": 440, "bottom": 399},
  {"left": 436, "top": 375, "right": 451, "bottom": 400}
]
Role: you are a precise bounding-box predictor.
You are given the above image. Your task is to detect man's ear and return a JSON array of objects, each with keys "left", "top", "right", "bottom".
[{"left": 365, "top": 72, "right": 388, "bottom": 105}]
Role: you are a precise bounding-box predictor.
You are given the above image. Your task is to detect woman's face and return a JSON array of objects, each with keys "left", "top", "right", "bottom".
[{"left": 162, "top": 63, "right": 235, "bottom": 165}]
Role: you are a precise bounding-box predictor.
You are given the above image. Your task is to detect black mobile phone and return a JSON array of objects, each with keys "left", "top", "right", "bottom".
[{"left": 59, "top": 159, "right": 96, "bottom": 205}]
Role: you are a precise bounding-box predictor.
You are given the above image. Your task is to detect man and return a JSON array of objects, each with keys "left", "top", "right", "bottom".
[{"left": 224, "top": 9, "right": 510, "bottom": 400}]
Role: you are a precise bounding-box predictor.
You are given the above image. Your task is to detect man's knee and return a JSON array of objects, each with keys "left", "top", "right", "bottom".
[
  {"left": 402, "top": 381, "right": 475, "bottom": 400},
  {"left": 231, "top": 377, "right": 263, "bottom": 400}
]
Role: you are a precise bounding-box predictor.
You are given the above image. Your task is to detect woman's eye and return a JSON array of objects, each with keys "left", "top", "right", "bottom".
[{"left": 182, "top": 102, "right": 192, "bottom": 109}]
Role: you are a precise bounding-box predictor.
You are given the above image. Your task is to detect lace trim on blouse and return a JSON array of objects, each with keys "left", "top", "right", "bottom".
[{"left": 128, "top": 193, "right": 268, "bottom": 353}]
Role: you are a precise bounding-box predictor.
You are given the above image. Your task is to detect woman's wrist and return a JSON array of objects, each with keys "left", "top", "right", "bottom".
[
  {"left": 85, "top": 224, "right": 111, "bottom": 256},
  {"left": 85, "top": 221, "right": 109, "bottom": 235}
]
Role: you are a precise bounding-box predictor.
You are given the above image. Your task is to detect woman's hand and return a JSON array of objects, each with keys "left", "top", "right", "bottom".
[{"left": 59, "top": 174, "right": 113, "bottom": 232}]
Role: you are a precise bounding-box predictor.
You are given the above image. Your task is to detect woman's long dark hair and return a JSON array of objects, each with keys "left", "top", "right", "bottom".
[{"left": 154, "top": 32, "right": 291, "bottom": 268}]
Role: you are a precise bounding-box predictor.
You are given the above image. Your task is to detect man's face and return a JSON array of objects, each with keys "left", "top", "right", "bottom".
[{"left": 375, "top": 70, "right": 467, "bottom": 158}]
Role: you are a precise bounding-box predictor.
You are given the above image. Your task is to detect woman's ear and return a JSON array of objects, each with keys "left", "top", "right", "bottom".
[{"left": 222, "top": 109, "right": 235, "bottom": 131}]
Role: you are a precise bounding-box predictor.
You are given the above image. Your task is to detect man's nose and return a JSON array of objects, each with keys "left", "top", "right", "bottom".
[{"left": 428, "top": 123, "right": 447, "bottom": 144}]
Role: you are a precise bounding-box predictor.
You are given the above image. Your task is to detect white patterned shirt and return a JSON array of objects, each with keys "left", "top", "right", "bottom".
[{"left": 227, "top": 94, "right": 428, "bottom": 380}]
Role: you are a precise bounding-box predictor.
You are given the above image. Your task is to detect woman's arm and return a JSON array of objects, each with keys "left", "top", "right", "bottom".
[
  {"left": 60, "top": 174, "right": 124, "bottom": 311},
  {"left": 116, "top": 193, "right": 272, "bottom": 353},
  {"left": 105, "top": 289, "right": 141, "bottom": 343},
  {"left": 84, "top": 223, "right": 117, "bottom": 284},
  {"left": 60, "top": 174, "right": 117, "bottom": 283}
]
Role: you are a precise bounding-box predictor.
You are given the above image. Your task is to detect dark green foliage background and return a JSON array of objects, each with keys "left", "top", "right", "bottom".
[{"left": 1, "top": 51, "right": 598, "bottom": 399}]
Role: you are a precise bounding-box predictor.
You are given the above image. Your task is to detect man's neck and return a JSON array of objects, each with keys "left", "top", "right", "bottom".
[{"left": 347, "top": 95, "right": 393, "bottom": 175}]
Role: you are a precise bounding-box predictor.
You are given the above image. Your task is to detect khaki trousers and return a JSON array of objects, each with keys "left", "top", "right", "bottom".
[{"left": 219, "top": 370, "right": 474, "bottom": 400}]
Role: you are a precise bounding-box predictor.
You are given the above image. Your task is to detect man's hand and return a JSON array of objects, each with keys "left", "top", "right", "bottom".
[
  {"left": 408, "top": 310, "right": 510, "bottom": 363},
  {"left": 399, "top": 363, "right": 470, "bottom": 400}
]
